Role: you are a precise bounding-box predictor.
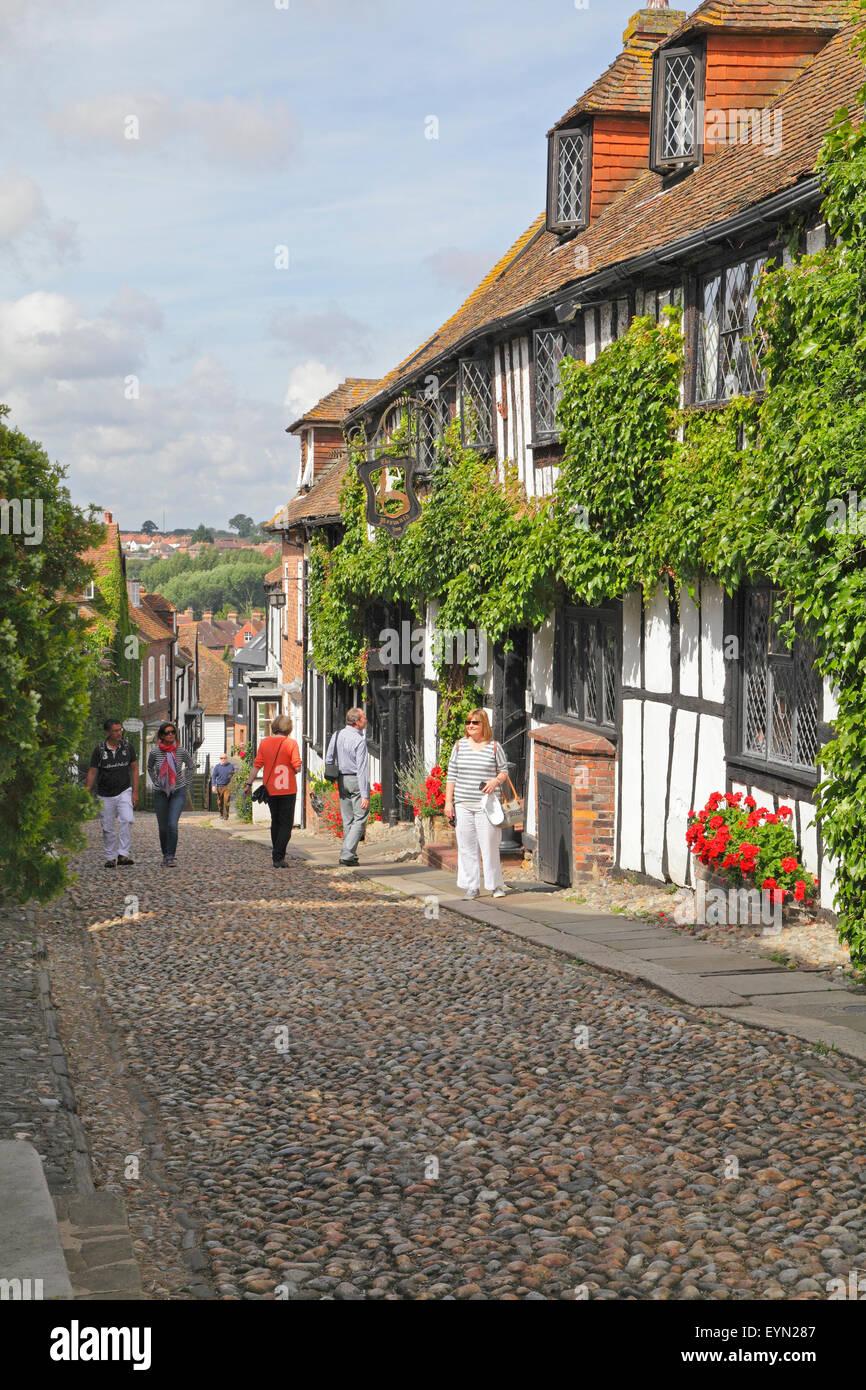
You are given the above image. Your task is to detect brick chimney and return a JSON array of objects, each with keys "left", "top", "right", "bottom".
[
  {"left": 251, "top": 608, "right": 264, "bottom": 623},
  {"left": 202, "top": 609, "right": 213, "bottom": 622},
  {"left": 226, "top": 609, "right": 239, "bottom": 623},
  {"left": 104, "top": 510, "right": 113, "bottom": 524}
]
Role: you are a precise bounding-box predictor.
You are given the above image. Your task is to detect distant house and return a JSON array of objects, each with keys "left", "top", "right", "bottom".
[
  {"left": 230, "top": 629, "right": 268, "bottom": 748},
  {"left": 128, "top": 581, "right": 174, "bottom": 743},
  {"left": 197, "top": 643, "right": 231, "bottom": 766}
]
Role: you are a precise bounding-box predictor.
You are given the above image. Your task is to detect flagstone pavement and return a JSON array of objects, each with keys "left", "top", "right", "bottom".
[{"left": 26, "top": 813, "right": 866, "bottom": 1300}]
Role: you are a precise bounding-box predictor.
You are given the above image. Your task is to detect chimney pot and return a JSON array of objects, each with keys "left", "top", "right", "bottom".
[
  {"left": 104, "top": 510, "right": 113, "bottom": 524},
  {"left": 202, "top": 609, "right": 213, "bottom": 622}
]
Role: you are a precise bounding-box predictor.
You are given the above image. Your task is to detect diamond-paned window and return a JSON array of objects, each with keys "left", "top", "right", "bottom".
[
  {"left": 547, "top": 127, "right": 589, "bottom": 232},
  {"left": 662, "top": 52, "right": 696, "bottom": 160},
  {"left": 560, "top": 608, "right": 619, "bottom": 731},
  {"left": 742, "top": 589, "right": 820, "bottom": 772},
  {"left": 533, "top": 327, "right": 578, "bottom": 439},
  {"left": 459, "top": 356, "right": 493, "bottom": 450},
  {"left": 696, "top": 256, "right": 767, "bottom": 404}
]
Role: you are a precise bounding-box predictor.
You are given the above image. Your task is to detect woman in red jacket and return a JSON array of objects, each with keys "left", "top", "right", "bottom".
[{"left": 248, "top": 714, "right": 302, "bottom": 869}]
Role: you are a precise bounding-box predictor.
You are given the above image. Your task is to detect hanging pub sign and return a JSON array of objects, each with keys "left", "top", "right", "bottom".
[{"left": 356, "top": 453, "right": 421, "bottom": 538}]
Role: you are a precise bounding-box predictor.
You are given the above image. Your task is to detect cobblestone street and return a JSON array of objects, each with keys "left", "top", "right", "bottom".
[{"left": 38, "top": 817, "right": 866, "bottom": 1301}]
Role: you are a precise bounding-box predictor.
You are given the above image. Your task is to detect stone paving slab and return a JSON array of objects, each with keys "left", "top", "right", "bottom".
[
  {"left": 740, "top": 990, "right": 866, "bottom": 1013},
  {"left": 0, "top": 1140, "right": 73, "bottom": 1300},
  {"left": 715, "top": 1006, "right": 866, "bottom": 1060},
  {"left": 634, "top": 952, "right": 786, "bottom": 975},
  {"left": 709, "top": 972, "right": 844, "bottom": 995}
]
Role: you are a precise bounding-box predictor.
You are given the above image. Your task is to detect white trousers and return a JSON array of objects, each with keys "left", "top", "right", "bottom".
[
  {"left": 455, "top": 804, "right": 504, "bottom": 892},
  {"left": 98, "top": 787, "right": 134, "bottom": 859}
]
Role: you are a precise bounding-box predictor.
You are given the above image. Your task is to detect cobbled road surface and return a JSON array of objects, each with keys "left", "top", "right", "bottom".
[{"left": 42, "top": 819, "right": 866, "bottom": 1300}]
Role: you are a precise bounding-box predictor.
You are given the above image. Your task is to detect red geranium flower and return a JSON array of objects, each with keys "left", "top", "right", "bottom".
[
  {"left": 762, "top": 877, "right": 777, "bottom": 891},
  {"left": 744, "top": 796, "right": 756, "bottom": 808},
  {"left": 780, "top": 856, "right": 797, "bottom": 874},
  {"left": 794, "top": 880, "right": 806, "bottom": 902}
]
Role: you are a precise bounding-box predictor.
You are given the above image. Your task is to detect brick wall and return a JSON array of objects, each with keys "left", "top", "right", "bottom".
[{"left": 530, "top": 723, "right": 616, "bottom": 881}]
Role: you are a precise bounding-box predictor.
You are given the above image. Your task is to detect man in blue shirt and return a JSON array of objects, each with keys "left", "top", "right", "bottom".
[
  {"left": 211, "top": 753, "right": 236, "bottom": 820},
  {"left": 325, "top": 708, "right": 369, "bottom": 866}
]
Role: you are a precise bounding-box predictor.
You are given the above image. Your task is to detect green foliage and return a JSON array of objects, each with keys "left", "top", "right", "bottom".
[
  {"left": 303, "top": 65, "right": 866, "bottom": 962},
  {"left": 191, "top": 524, "right": 215, "bottom": 543},
  {"left": 140, "top": 520, "right": 158, "bottom": 534},
  {"left": 0, "top": 407, "right": 102, "bottom": 901},
  {"left": 228, "top": 513, "right": 255, "bottom": 537},
  {"left": 135, "top": 547, "right": 273, "bottom": 618}
]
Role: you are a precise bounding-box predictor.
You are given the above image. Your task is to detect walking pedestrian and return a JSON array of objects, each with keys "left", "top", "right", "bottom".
[
  {"left": 444, "top": 708, "right": 509, "bottom": 900},
  {"left": 325, "top": 708, "right": 369, "bottom": 867},
  {"left": 245, "top": 714, "right": 302, "bottom": 869},
  {"left": 85, "top": 718, "right": 139, "bottom": 868},
  {"left": 211, "top": 752, "right": 235, "bottom": 819},
  {"left": 146, "top": 722, "right": 195, "bottom": 867}
]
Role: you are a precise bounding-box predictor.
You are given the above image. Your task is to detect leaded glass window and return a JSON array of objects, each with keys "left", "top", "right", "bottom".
[
  {"left": 417, "top": 382, "right": 453, "bottom": 473},
  {"left": 459, "top": 356, "right": 493, "bottom": 450},
  {"left": 533, "top": 327, "right": 578, "bottom": 439},
  {"left": 662, "top": 52, "right": 697, "bottom": 161},
  {"left": 696, "top": 256, "right": 766, "bottom": 403},
  {"left": 560, "top": 608, "right": 619, "bottom": 730},
  {"left": 742, "top": 589, "right": 820, "bottom": 772},
  {"left": 547, "top": 127, "right": 589, "bottom": 232}
]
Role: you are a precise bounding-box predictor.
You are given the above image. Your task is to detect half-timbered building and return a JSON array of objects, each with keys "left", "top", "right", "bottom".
[{"left": 273, "top": 0, "right": 858, "bottom": 902}]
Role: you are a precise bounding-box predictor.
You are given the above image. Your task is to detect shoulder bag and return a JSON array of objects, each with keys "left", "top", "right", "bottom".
[
  {"left": 324, "top": 730, "right": 341, "bottom": 783},
  {"left": 252, "top": 737, "right": 289, "bottom": 804},
  {"left": 494, "top": 742, "right": 524, "bottom": 828}
]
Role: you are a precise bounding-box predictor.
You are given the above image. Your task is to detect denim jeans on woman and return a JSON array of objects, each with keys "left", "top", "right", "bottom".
[{"left": 154, "top": 788, "right": 186, "bottom": 858}]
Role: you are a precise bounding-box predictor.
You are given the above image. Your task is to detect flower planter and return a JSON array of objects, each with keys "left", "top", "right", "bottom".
[{"left": 694, "top": 858, "right": 812, "bottom": 928}]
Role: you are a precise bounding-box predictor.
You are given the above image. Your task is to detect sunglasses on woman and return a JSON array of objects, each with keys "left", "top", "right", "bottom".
[{"left": 465, "top": 720, "right": 481, "bottom": 726}]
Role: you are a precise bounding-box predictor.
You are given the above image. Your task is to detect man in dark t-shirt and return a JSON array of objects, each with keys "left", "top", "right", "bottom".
[{"left": 85, "top": 718, "right": 139, "bottom": 867}]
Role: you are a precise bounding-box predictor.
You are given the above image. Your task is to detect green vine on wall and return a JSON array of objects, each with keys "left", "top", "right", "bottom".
[{"left": 306, "top": 49, "right": 866, "bottom": 963}]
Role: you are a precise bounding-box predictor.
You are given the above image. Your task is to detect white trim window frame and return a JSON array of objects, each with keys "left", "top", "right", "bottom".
[
  {"left": 147, "top": 656, "right": 155, "bottom": 703},
  {"left": 458, "top": 354, "right": 494, "bottom": 452}
]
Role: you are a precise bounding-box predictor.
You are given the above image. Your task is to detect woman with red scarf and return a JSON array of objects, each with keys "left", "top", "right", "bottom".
[{"left": 146, "top": 722, "right": 195, "bottom": 866}]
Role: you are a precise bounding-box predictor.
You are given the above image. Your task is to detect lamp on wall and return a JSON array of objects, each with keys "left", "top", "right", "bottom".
[{"left": 269, "top": 592, "right": 287, "bottom": 609}]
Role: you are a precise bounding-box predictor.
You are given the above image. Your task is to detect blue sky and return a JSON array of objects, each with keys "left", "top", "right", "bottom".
[{"left": 0, "top": 0, "right": 649, "bottom": 529}]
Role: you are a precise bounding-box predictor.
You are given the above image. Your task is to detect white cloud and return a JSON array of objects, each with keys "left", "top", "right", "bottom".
[
  {"left": 0, "top": 171, "right": 80, "bottom": 267},
  {"left": 48, "top": 91, "right": 300, "bottom": 168},
  {"left": 282, "top": 359, "right": 341, "bottom": 422},
  {"left": 0, "top": 291, "right": 148, "bottom": 382}
]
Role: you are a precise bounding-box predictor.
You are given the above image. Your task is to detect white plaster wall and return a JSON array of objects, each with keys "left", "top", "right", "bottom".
[
  {"left": 823, "top": 676, "right": 838, "bottom": 724},
  {"left": 643, "top": 702, "right": 672, "bottom": 879},
  {"left": 531, "top": 615, "right": 556, "bottom": 708},
  {"left": 584, "top": 308, "right": 597, "bottom": 364},
  {"left": 679, "top": 587, "right": 700, "bottom": 698},
  {"left": 667, "top": 708, "right": 698, "bottom": 886},
  {"left": 200, "top": 715, "right": 226, "bottom": 771},
  {"left": 622, "top": 591, "right": 642, "bottom": 688},
  {"left": 599, "top": 302, "right": 613, "bottom": 351},
  {"left": 524, "top": 732, "right": 538, "bottom": 839},
  {"left": 820, "top": 852, "right": 838, "bottom": 913},
  {"left": 619, "top": 699, "right": 643, "bottom": 871},
  {"left": 644, "top": 586, "right": 672, "bottom": 694},
  {"left": 693, "top": 714, "right": 726, "bottom": 812},
  {"left": 798, "top": 799, "right": 819, "bottom": 878},
  {"left": 423, "top": 686, "right": 438, "bottom": 768},
  {"left": 700, "top": 581, "right": 726, "bottom": 703}
]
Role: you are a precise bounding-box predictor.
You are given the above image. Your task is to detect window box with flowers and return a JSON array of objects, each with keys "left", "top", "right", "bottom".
[{"left": 686, "top": 791, "right": 818, "bottom": 926}]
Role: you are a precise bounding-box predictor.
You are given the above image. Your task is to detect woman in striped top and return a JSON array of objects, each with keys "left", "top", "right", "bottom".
[{"left": 445, "top": 708, "right": 509, "bottom": 900}]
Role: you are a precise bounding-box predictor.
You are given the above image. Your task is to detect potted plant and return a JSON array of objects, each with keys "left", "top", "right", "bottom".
[{"left": 686, "top": 791, "right": 818, "bottom": 924}]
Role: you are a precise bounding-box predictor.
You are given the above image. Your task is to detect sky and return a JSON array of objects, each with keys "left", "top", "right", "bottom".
[{"left": 0, "top": 0, "right": 650, "bottom": 530}]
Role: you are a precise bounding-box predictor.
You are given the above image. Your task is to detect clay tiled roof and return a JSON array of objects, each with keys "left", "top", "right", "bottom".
[
  {"left": 349, "top": 22, "right": 862, "bottom": 424},
  {"left": 286, "top": 378, "right": 380, "bottom": 433},
  {"left": 551, "top": 7, "right": 686, "bottom": 129},
  {"left": 197, "top": 643, "right": 231, "bottom": 715},
  {"left": 663, "top": 0, "right": 851, "bottom": 46},
  {"left": 132, "top": 599, "right": 174, "bottom": 644},
  {"left": 197, "top": 620, "right": 237, "bottom": 651},
  {"left": 265, "top": 565, "right": 282, "bottom": 584},
  {"left": 283, "top": 455, "right": 351, "bottom": 526}
]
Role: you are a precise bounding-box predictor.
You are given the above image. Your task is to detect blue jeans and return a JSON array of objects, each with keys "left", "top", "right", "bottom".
[{"left": 154, "top": 788, "right": 186, "bottom": 858}]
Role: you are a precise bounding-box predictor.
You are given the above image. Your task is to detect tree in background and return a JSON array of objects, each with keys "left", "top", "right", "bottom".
[
  {"left": 228, "top": 513, "right": 255, "bottom": 538},
  {"left": 191, "top": 523, "right": 215, "bottom": 543},
  {"left": 140, "top": 519, "right": 159, "bottom": 535},
  {"left": 0, "top": 405, "right": 102, "bottom": 902}
]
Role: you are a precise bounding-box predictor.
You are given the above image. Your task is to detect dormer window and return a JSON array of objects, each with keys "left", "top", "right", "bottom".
[
  {"left": 651, "top": 46, "right": 703, "bottom": 173},
  {"left": 546, "top": 125, "right": 591, "bottom": 234}
]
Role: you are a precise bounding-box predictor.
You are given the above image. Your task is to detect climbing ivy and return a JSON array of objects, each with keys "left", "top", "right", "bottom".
[{"left": 306, "top": 44, "right": 866, "bottom": 963}]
